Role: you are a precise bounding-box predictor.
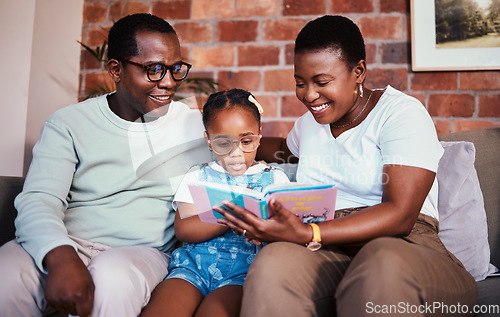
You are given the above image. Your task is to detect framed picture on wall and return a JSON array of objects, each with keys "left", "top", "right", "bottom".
[{"left": 410, "top": 0, "right": 500, "bottom": 71}]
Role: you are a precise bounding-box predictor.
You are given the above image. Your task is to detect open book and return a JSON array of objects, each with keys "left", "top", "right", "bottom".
[{"left": 188, "top": 181, "right": 337, "bottom": 224}]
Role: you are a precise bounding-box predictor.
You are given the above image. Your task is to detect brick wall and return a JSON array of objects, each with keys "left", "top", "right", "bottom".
[{"left": 80, "top": 0, "right": 500, "bottom": 136}]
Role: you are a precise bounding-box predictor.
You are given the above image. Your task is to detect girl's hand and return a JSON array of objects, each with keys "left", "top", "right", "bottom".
[{"left": 215, "top": 198, "right": 312, "bottom": 245}]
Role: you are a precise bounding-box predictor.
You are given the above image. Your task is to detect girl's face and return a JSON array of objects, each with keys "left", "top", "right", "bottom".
[
  {"left": 205, "top": 107, "right": 261, "bottom": 176},
  {"left": 294, "top": 49, "right": 365, "bottom": 125}
]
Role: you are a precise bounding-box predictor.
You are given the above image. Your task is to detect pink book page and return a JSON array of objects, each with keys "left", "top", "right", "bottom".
[
  {"left": 188, "top": 184, "right": 220, "bottom": 224},
  {"left": 268, "top": 186, "right": 337, "bottom": 223}
]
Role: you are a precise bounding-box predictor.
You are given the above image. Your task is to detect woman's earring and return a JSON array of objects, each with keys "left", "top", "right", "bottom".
[{"left": 359, "top": 84, "right": 364, "bottom": 98}]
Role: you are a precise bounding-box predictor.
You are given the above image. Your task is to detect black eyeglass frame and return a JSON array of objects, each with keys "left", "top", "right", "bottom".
[{"left": 121, "top": 60, "right": 192, "bottom": 82}]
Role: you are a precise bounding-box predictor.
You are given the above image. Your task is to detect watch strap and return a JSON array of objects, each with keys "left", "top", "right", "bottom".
[
  {"left": 309, "top": 223, "right": 321, "bottom": 243},
  {"left": 306, "top": 223, "right": 322, "bottom": 251}
]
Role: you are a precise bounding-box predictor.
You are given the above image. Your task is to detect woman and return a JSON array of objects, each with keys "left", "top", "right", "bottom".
[{"left": 215, "top": 15, "right": 476, "bottom": 316}]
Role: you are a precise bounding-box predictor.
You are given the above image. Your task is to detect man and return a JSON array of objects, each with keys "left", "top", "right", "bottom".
[{"left": 0, "top": 13, "right": 210, "bottom": 316}]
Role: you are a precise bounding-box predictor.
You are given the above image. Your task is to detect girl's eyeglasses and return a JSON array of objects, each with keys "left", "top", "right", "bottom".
[
  {"left": 121, "top": 60, "right": 192, "bottom": 82},
  {"left": 208, "top": 135, "right": 262, "bottom": 155}
]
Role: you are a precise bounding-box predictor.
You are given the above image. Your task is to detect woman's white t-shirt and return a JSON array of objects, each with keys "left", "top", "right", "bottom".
[{"left": 286, "top": 86, "right": 444, "bottom": 219}]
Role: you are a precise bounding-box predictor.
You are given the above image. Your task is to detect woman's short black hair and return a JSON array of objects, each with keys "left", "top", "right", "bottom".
[
  {"left": 294, "top": 15, "right": 366, "bottom": 69},
  {"left": 202, "top": 89, "right": 261, "bottom": 130},
  {"left": 107, "top": 13, "right": 176, "bottom": 61}
]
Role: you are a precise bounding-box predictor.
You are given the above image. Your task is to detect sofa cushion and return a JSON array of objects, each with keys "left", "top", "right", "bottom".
[
  {"left": 439, "top": 127, "right": 500, "bottom": 270},
  {"left": 0, "top": 176, "right": 24, "bottom": 246},
  {"left": 437, "top": 141, "right": 494, "bottom": 281}
]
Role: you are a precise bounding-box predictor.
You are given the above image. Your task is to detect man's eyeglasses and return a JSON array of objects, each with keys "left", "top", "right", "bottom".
[
  {"left": 121, "top": 60, "right": 192, "bottom": 82},
  {"left": 208, "top": 134, "right": 262, "bottom": 155}
]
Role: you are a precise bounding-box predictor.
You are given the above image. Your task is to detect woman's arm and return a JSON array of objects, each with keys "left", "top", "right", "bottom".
[
  {"left": 216, "top": 165, "right": 435, "bottom": 246},
  {"left": 318, "top": 165, "right": 435, "bottom": 245},
  {"left": 256, "top": 137, "right": 298, "bottom": 163},
  {"left": 174, "top": 202, "right": 229, "bottom": 244}
]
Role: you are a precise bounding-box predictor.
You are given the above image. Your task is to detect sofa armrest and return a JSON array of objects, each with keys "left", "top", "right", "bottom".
[{"left": 0, "top": 176, "right": 24, "bottom": 246}]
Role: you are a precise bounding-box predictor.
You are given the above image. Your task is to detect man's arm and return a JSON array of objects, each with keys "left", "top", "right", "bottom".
[{"left": 14, "top": 120, "right": 77, "bottom": 272}]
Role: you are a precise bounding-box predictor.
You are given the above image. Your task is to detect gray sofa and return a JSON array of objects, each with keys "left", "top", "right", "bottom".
[{"left": 1, "top": 127, "right": 499, "bottom": 315}]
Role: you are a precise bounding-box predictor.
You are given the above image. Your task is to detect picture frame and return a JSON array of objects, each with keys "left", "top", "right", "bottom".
[{"left": 410, "top": 0, "right": 500, "bottom": 71}]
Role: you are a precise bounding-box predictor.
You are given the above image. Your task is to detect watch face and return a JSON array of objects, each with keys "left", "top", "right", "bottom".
[{"left": 307, "top": 242, "right": 322, "bottom": 251}]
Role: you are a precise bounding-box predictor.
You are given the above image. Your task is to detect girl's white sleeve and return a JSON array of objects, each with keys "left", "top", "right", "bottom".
[{"left": 172, "top": 166, "right": 201, "bottom": 210}]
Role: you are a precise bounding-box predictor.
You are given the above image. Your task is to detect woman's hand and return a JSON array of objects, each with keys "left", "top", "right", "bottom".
[{"left": 215, "top": 198, "right": 312, "bottom": 245}]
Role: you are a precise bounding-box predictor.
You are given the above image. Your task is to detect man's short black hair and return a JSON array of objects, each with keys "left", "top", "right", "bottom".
[
  {"left": 107, "top": 13, "right": 176, "bottom": 61},
  {"left": 295, "top": 15, "right": 366, "bottom": 69}
]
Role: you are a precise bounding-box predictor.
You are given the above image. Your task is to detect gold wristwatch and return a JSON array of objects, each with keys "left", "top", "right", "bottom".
[{"left": 306, "top": 223, "right": 322, "bottom": 251}]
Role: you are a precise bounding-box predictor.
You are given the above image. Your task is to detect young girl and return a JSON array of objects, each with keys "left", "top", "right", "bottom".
[{"left": 141, "top": 89, "right": 289, "bottom": 317}]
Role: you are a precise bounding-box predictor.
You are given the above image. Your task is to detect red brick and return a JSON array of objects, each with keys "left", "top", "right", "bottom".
[
  {"left": 83, "top": 2, "right": 107, "bottom": 23},
  {"left": 217, "top": 71, "right": 261, "bottom": 92},
  {"left": 460, "top": 71, "right": 500, "bottom": 90},
  {"left": 358, "top": 17, "right": 403, "bottom": 40},
  {"left": 428, "top": 94, "right": 474, "bottom": 117},
  {"left": 177, "top": 73, "right": 219, "bottom": 106},
  {"left": 174, "top": 22, "right": 213, "bottom": 43},
  {"left": 238, "top": 46, "right": 280, "bottom": 67},
  {"left": 237, "top": 0, "right": 280, "bottom": 17},
  {"left": 365, "top": 43, "right": 376, "bottom": 65},
  {"left": 264, "top": 69, "right": 295, "bottom": 92},
  {"left": 330, "top": 0, "right": 374, "bottom": 13},
  {"left": 86, "top": 25, "right": 110, "bottom": 47},
  {"left": 285, "top": 44, "right": 295, "bottom": 65},
  {"left": 181, "top": 46, "right": 189, "bottom": 61},
  {"left": 152, "top": 0, "right": 192, "bottom": 20},
  {"left": 80, "top": 49, "right": 104, "bottom": 70},
  {"left": 217, "top": 21, "right": 258, "bottom": 42},
  {"left": 381, "top": 42, "right": 409, "bottom": 64},
  {"left": 479, "top": 94, "right": 500, "bottom": 117},
  {"left": 254, "top": 95, "right": 278, "bottom": 117},
  {"left": 434, "top": 120, "right": 451, "bottom": 136},
  {"left": 453, "top": 120, "right": 499, "bottom": 133},
  {"left": 191, "top": 46, "right": 234, "bottom": 68},
  {"left": 408, "top": 93, "right": 426, "bottom": 106},
  {"left": 262, "top": 19, "right": 307, "bottom": 41},
  {"left": 192, "top": 0, "right": 234, "bottom": 19},
  {"left": 281, "top": 95, "right": 307, "bottom": 117},
  {"left": 410, "top": 72, "right": 458, "bottom": 91},
  {"left": 186, "top": 70, "right": 215, "bottom": 80},
  {"left": 365, "top": 68, "right": 408, "bottom": 91},
  {"left": 262, "top": 121, "right": 295, "bottom": 138},
  {"left": 380, "top": 0, "right": 409, "bottom": 13},
  {"left": 109, "top": 1, "right": 149, "bottom": 21},
  {"left": 78, "top": 72, "right": 87, "bottom": 100},
  {"left": 83, "top": 72, "right": 116, "bottom": 97},
  {"left": 404, "top": 15, "right": 411, "bottom": 40},
  {"left": 283, "top": 0, "right": 327, "bottom": 16}
]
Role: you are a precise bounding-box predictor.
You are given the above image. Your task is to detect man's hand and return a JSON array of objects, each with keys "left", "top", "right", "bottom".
[{"left": 43, "top": 245, "right": 94, "bottom": 317}]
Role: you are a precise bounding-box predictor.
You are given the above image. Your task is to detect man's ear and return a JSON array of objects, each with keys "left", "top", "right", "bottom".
[{"left": 107, "top": 59, "right": 121, "bottom": 83}]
